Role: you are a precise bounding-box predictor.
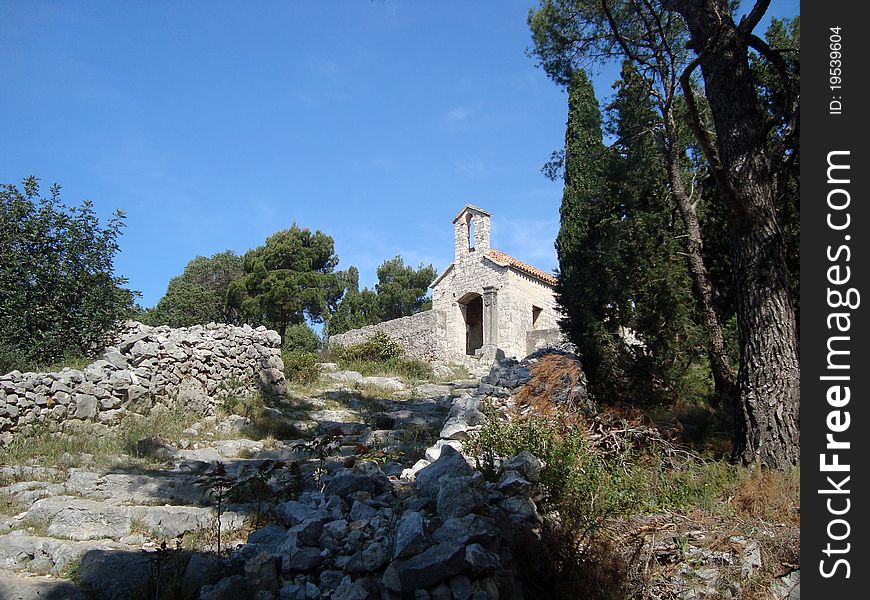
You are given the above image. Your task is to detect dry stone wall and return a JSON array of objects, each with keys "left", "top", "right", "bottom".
[
  {"left": 0, "top": 321, "right": 286, "bottom": 445},
  {"left": 328, "top": 310, "right": 446, "bottom": 361}
]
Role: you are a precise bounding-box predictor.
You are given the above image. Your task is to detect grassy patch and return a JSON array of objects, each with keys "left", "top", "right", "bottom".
[
  {"left": 435, "top": 363, "right": 470, "bottom": 382},
  {"left": 471, "top": 410, "right": 743, "bottom": 533},
  {"left": 0, "top": 493, "right": 26, "bottom": 517},
  {"left": 339, "top": 357, "right": 433, "bottom": 381},
  {"left": 58, "top": 555, "right": 83, "bottom": 582},
  {"left": 181, "top": 519, "right": 252, "bottom": 554},
  {"left": 11, "top": 515, "right": 51, "bottom": 537},
  {"left": 470, "top": 367, "right": 801, "bottom": 600},
  {"left": 351, "top": 381, "right": 403, "bottom": 401},
  {"left": 215, "top": 388, "right": 303, "bottom": 441},
  {"left": 0, "top": 404, "right": 198, "bottom": 469},
  {"left": 283, "top": 350, "right": 321, "bottom": 385},
  {"left": 129, "top": 516, "right": 151, "bottom": 535},
  {"left": 0, "top": 350, "right": 92, "bottom": 376},
  {"left": 326, "top": 332, "right": 434, "bottom": 382}
]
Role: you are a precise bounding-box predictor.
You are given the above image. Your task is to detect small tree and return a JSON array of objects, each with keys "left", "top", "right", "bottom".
[
  {"left": 228, "top": 224, "right": 344, "bottom": 344},
  {"left": 0, "top": 176, "right": 135, "bottom": 371},
  {"left": 283, "top": 323, "right": 320, "bottom": 352},
  {"left": 147, "top": 251, "right": 243, "bottom": 327},
  {"left": 375, "top": 256, "right": 436, "bottom": 320},
  {"left": 328, "top": 256, "right": 436, "bottom": 335}
]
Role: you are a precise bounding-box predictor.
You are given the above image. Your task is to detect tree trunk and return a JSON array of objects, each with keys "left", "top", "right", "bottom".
[
  {"left": 664, "top": 0, "right": 800, "bottom": 468},
  {"left": 662, "top": 109, "right": 735, "bottom": 405}
]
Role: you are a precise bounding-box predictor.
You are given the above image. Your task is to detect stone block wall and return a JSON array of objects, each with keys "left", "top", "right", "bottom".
[
  {"left": 0, "top": 321, "right": 286, "bottom": 445},
  {"left": 501, "top": 270, "right": 561, "bottom": 359},
  {"left": 328, "top": 310, "right": 446, "bottom": 361},
  {"left": 526, "top": 328, "right": 567, "bottom": 355}
]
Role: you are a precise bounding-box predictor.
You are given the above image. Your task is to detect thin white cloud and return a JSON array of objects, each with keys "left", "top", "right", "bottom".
[
  {"left": 95, "top": 138, "right": 171, "bottom": 188},
  {"left": 307, "top": 55, "right": 339, "bottom": 76},
  {"left": 453, "top": 159, "right": 486, "bottom": 178},
  {"left": 293, "top": 91, "right": 319, "bottom": 106},
  {"left": 446, "top": 106, "right": 472, "bottom": 122}
]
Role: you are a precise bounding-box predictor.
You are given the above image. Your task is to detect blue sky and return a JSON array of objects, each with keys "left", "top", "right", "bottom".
[{"left": 1, "top": 1, "right": 798, "bottom": 309}]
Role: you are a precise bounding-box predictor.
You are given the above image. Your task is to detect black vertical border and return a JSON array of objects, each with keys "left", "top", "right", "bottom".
[{"left": 801, "top": 0, "right": 869, "bottom": 596}]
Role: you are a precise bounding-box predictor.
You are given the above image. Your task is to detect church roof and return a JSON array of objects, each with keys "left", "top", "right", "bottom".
[
  {"left": 430, "top": 249, "right": 559, "bottom": 288},
  {"left": 484, "top": 249, "right": 559, "bottom": 286},
  {"left": 452, "top": 204, "right": 492, "bottom": 223},
  {"left": 429, "top": 263, "right": 454, "bottom": 288}
]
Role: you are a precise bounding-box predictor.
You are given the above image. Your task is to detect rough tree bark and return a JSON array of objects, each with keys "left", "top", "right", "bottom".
[{"left": 663, "top": 0, "right": 800, "bottom": 468}]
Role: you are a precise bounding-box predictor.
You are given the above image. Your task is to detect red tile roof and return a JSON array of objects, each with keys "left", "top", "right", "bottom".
[{"left": 485, "top": 248, "right": 559, "bottom": 286}]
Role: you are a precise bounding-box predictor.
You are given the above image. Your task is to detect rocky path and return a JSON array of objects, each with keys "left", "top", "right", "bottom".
[
  {"left": 0, "top": 366, "right": 535, "bottom": 599},
  {"left": 1, "top": 355, "right": 798, "bottom": 600}
]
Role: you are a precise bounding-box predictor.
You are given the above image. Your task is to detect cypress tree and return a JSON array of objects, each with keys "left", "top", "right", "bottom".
[{"left": 554, "top": 69, "right": 626, "bottom": 401}]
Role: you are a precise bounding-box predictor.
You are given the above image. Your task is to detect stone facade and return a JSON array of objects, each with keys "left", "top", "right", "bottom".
[
  {"left": 328, "top": 310, "right": 447, "bottom": 362},
  {"left": 0, "top": 321, "right": 286, "bottom": 444},
  {"left": 332, "top": 205, "right": 565, "bottom": 362},
  {"left": 431, "top": 206, "right": 562, "bottom": 360}
]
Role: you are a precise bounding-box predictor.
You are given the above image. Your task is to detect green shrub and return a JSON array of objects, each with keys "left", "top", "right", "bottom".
[
  {"left": 283, "top": 323, "right": 321, "bottom": 353},
  {"left": 336, "top": 331, "right": 403, "bottom": 362},
  {"left": 470, "top": 406, "right": 741, "bottom": 533},
  {"left": 339, "top": 356, "right": 433, "bottom": 381},
  {"left": 329, "top": 333, "right": 432, "bottom": 381},
  {"left": 384, "top": 357, "right": 432, "bottom": 380},
  {"left": 283, "top": 350, "right": 321, "bottom": 384}
]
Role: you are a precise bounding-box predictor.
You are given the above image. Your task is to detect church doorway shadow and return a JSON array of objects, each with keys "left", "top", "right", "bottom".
[{"left": 458, "top": 293, "right": 483, "bottom": 356}]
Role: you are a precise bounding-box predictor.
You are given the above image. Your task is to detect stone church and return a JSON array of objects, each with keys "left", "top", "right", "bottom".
[{"left": 330, "top": 205, "right": 564, "bottom": 362}]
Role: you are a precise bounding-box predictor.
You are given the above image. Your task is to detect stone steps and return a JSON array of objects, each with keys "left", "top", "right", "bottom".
[{"left": 0, "top": 375, "right": 508, "bottom": 598}]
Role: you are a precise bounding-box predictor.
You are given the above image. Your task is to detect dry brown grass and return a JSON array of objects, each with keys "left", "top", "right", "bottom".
[
  {"left": 488, "top": 354, "right": 800, "bottom": 599},
  {"left": 731, "top": 467, "right": 800, "bottom": 524},
  {"left": 514, "top": 353, "right": 588, "bottom": 421}
]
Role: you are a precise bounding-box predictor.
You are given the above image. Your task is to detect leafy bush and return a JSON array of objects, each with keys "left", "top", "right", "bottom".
[
  {"left": 0, "top": 176, "right": 135, "bottom": 372},
  {"left": 329, "top": 332, "right": 433, "bottom": 380},
  {"left": 335, "top": 331, "right": 403, "bottom": 362},
  {"left": 383, "top": 357, "right": 432, "bottom": 380},
  {"left": 283, "top": 323, "right": 321, "bottom": 353},
  {"left": 283, "top": 350, "right": 321, "bottom": 385},
  {"left": 341, "top": 356, "right": 432, "bottom": 381},
  {"left": 470, "top": 407, "right": 740, "bottom": 533}
]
